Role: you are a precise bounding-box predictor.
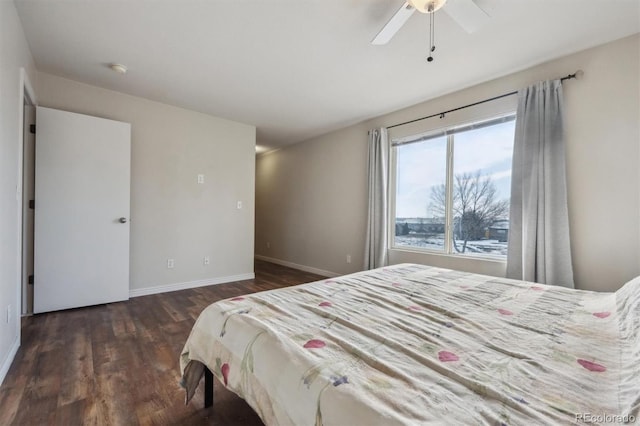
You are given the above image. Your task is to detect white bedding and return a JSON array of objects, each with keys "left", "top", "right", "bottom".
[{"left": 181, "top": 264, "right": 640, "bottom": 425}]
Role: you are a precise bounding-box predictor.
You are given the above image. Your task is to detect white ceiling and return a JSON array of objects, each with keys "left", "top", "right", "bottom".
[{"left": 15, "top": 0, "right": 640, "bottom": 151}]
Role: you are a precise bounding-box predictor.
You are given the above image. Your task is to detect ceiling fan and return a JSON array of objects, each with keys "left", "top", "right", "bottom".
[{"left": 371, "top": 0, "right": 490, "bottom": 47}]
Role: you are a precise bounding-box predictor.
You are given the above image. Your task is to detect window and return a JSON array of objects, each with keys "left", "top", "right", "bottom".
[{"left": 391, "top": 114, "right": 516, "bottom": 259}]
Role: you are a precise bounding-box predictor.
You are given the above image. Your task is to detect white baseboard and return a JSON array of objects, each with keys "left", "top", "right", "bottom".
[
  {"left": 129, "top": 273, "right": 255, "bottom": 298},
  {"left": 254, "top": 255, "right": 339, "bottom": 278},
  {"left": 0, "top": 336, "right": 20, "bottom": 387}
]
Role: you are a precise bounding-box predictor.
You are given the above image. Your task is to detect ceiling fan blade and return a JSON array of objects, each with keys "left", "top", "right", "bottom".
[
  {"left": 371, "top": 2, "right": 416, "bottom": 45},
  {"left": 443, "top": 0, "right": 490, "bottom": 33}
]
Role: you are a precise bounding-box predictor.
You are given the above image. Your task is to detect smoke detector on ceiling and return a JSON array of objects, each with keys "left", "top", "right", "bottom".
[{"left": 109, "top": 63, "right": 128, "bottom": 74}]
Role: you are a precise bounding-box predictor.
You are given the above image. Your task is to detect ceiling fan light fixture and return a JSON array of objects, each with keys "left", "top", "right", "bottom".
[{"left": 408, "top": 0, "right": 447, "bottom": 14}]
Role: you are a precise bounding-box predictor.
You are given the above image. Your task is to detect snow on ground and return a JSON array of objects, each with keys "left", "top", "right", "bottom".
[{"left": 394, "top": 235, "right": 507, "bottom": 257}]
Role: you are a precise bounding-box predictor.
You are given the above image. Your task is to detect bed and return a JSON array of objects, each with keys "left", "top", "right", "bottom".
[{"left": 180, "top": 263, "right": 640, "bottom": 425}]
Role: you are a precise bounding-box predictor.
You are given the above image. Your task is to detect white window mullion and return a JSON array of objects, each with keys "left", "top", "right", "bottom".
[{"left": 444, "top": 135, "right": 455, "bottom": 254}]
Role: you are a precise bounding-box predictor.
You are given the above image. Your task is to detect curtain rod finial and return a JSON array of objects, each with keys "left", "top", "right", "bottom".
[{"left": 575, "top": 69, "right": 584, "bottom": 80}]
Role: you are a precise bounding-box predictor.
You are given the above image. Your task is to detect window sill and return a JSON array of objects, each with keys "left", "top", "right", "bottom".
[{"left": 389, "top": 247, "right": 507, "bottom": 265}]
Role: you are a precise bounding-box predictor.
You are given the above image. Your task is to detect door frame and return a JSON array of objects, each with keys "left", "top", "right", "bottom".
[{"left": 16, "top": 68, "right": 37, "bottom": 328}]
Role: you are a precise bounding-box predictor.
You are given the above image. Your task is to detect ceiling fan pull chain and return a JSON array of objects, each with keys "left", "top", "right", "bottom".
[
  {"left": 427, "top": 8, "right": 435, "bottom": 62},
  {"left": 432, "top": 9, "right": 436, "bottom": 52}
]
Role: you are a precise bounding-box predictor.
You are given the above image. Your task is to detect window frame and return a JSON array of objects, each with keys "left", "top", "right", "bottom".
[{"left": 388, "top": 110, "right": 517, "bottom": 262}]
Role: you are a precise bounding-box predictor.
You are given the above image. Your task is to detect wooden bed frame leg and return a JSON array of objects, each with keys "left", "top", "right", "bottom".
[{"left": 204, "top": 366, "right": 214, "bottom": 408}]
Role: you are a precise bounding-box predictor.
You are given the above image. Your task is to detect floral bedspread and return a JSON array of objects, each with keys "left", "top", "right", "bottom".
[{"left": 180, "top": 264, "right": 640, "bottom": 425}]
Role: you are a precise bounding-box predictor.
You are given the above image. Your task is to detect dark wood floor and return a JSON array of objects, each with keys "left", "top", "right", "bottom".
[{"left": 0, "top": 260, "right": 325, "bottom": 425}]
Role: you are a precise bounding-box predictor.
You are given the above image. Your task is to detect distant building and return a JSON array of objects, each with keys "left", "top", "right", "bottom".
[
  {"left": 488, "top": 220, "right": 509, "bottom": 242},
  {"left": 395, "top": 218, "right": 445, "bottom": 236},
  {"left": 397, "top": 217, "right": 509, "bottom": 242}
]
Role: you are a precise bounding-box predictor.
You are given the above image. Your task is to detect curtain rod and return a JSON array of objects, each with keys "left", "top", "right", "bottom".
[{"left": 387, "top": 70, "right": 583, "bottom": 130}]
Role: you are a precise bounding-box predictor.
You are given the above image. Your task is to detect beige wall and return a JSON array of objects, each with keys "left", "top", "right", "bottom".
[
  {"left": 36, "top": 73, "right": 256, "bottom": 292},
  {"left": 0, "top": 1, "right": 37, "bottom": 381},
  {"left": 256, "top": 124, "right": 368, "bottom": 277},
  {"left": 256, "top": 34, "right": 640, "bottom": 292}
]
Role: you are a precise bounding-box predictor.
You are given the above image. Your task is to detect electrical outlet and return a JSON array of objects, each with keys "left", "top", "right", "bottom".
[
  {"left": 167, "top": 258, "right": 175, "bottom": 269},
  {"left": 6, "top": 305, "right": 11, "bottom": 324},
  {"left": 204, "top": 256, "right": 210, "bottom": 265},
  {"left": 266, "top": 242, "right": 271, "bottom": 249},
  {"left": 236, "top": 201, "right": 243, "bottom": 209},
  {"left": 197, "top": 174, "right": 204, "bottom": 184},
  {"left": 346, "top": 254, "right": 352, "bottom": 264}
]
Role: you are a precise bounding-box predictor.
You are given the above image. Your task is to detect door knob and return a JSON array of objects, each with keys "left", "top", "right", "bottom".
[{"left": 119, "top": 217, "right": 127, "bottom": 224}]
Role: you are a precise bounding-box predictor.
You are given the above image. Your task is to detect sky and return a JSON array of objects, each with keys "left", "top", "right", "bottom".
[{"left": 395, "top": 120, "right": 515, "bottom": 218}]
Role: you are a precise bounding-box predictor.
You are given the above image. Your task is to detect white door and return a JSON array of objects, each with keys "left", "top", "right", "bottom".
[
  {"left": 34, "top": 107, "right": 131, "bottom": 313},
  {"left": 22, "top": 104, "right": 36, "bottom": 314}
]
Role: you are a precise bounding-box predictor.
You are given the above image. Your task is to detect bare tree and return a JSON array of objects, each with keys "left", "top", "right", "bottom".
[{"left": 429, "top": 171, "right": 509, "bottom": 253}]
